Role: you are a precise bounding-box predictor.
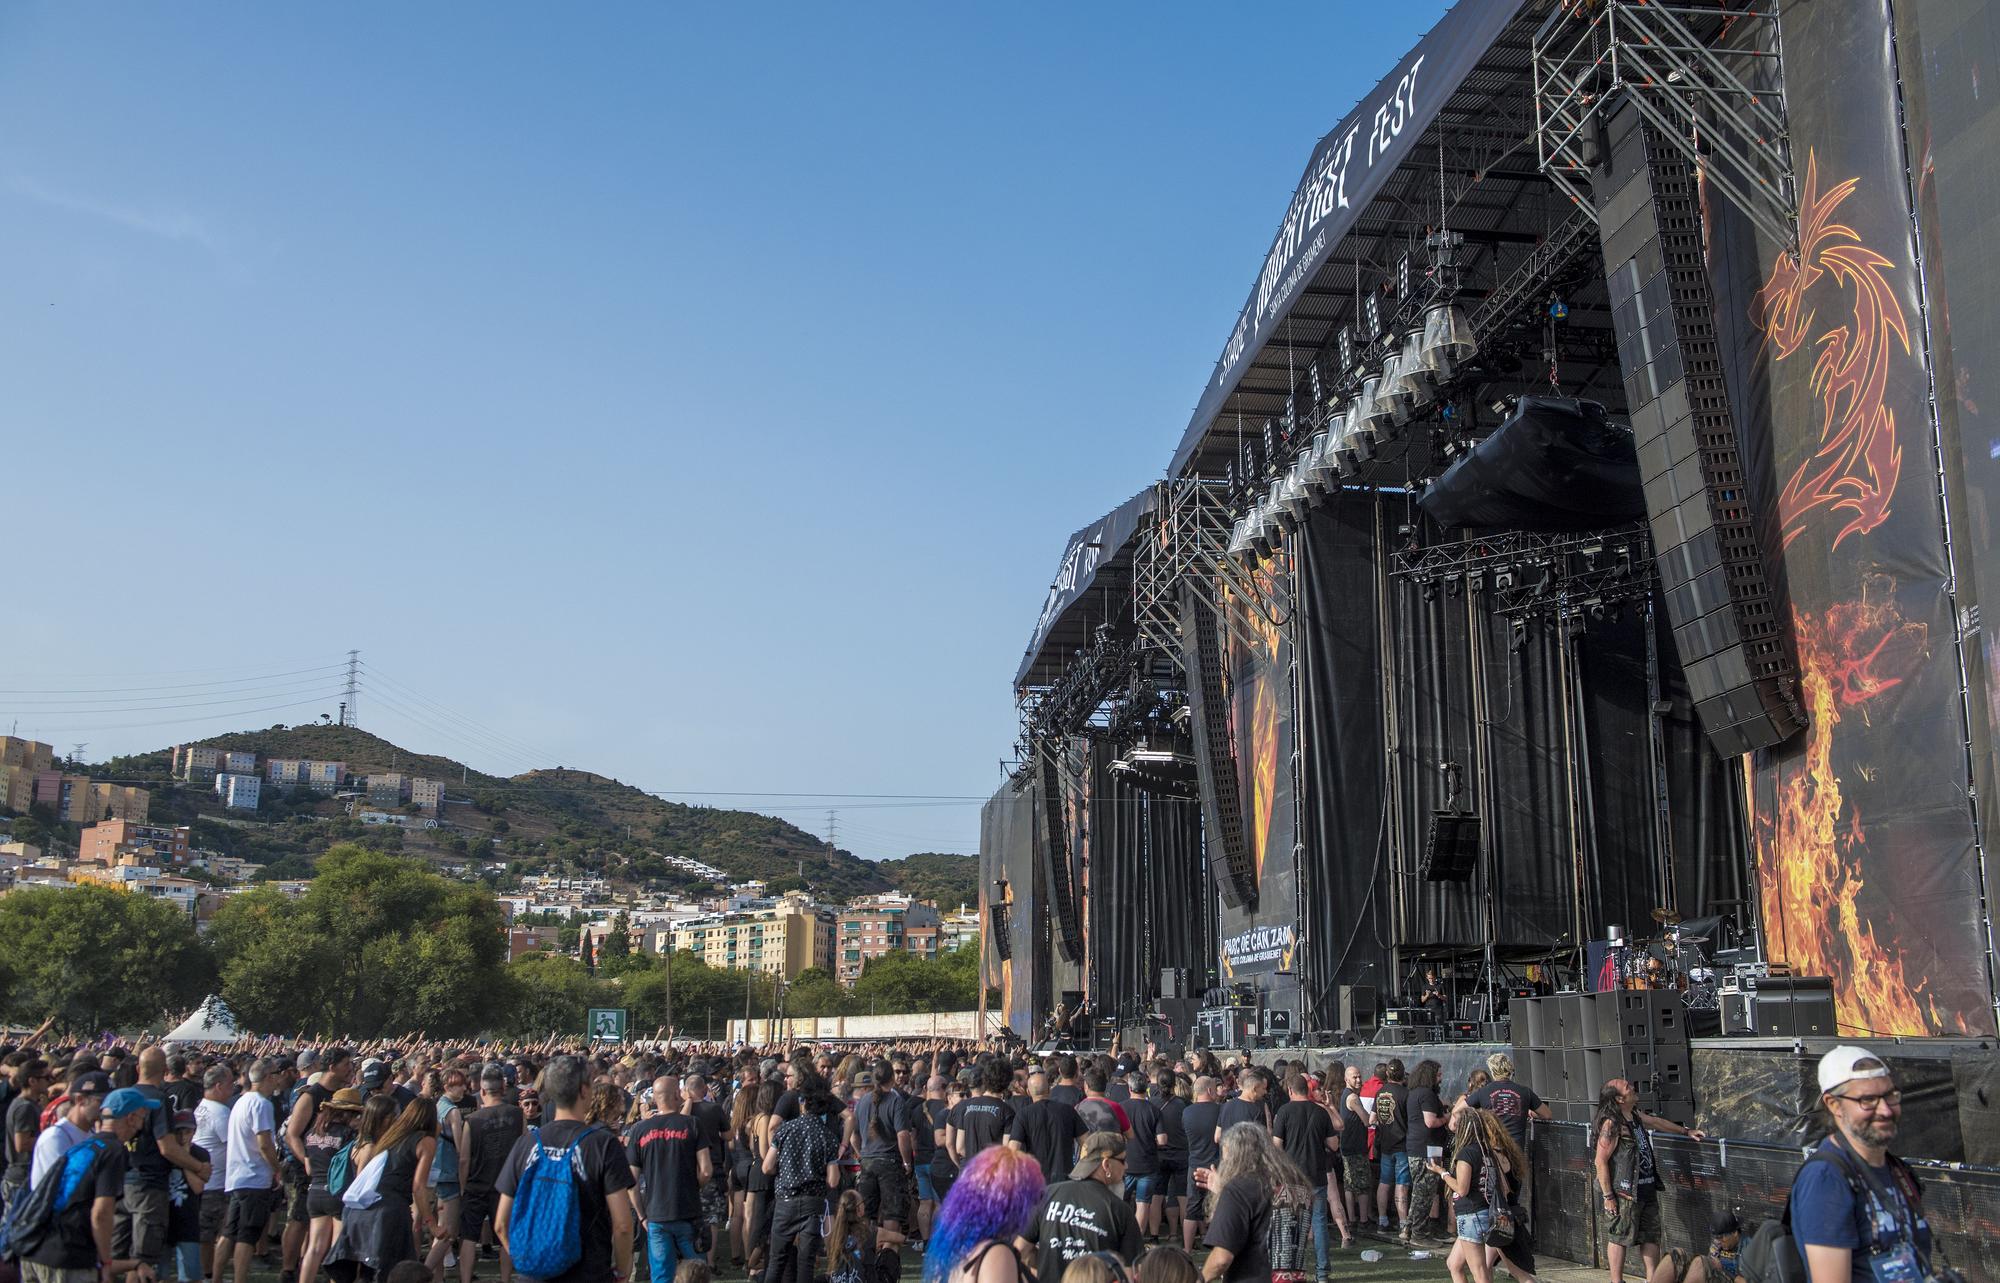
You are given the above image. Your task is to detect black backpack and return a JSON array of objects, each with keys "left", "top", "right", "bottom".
[{"left": 1739, "top": 1146, "right": 1929, "bottom": 1283}]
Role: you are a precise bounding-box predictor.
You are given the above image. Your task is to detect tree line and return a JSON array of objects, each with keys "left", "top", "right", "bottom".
[{"left": 0, "top": 845, "right": 989, "bottom": 1039}]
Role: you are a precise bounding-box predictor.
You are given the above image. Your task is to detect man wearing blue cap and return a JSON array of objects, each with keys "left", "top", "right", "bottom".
[
  {"left": 21, "top": 1086, "right": 158, "bottom": 1283},
  {"left": 29, "top": 1072, "right": 112, "bottom": 1193}
]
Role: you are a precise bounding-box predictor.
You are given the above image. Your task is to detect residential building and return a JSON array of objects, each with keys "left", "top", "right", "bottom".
[
  {"left": 366, "top": 773, "right": 410, "bottom": 806},
  {"left": 670, "top": 891, "right": 835, "bottom": 980},
  {"left": 222, "top": 750, "right": 255, "bottom": 775},
  {"left": 215, "top": 773, "right": 261, "bottom": 811},
  {"left": 172, "top": 745, "right": 224, "bottom": 781},
  {"left": 835, "top": 894, "right": 943, "bottom": 985},
  {"left": 42, "top": 777, "right": 150, "bottom": 825},
  {"left": 0, "top": 842, "right": 43, "bottom": 865},
  {"left": 195, "top": 853, "right": 252, "bottom": 883},
  {"left": 941, "top": 904, "right": 982, "bottom": 951},
  {"left": 266, "top": 759, "right": 345, "bottom": 794},
  {"left": 509, "top": 926, "right": 560, "bottom": 961},
  {"left": 0, "top": 737, "right": 55, "bottom": 773},
  {"left": 410, "top": 778, "right": 444, "bottom": 816},
  {"left": 0, "top": 738, "right": 55, "bottom": 812},
  {"left": 80, "top": 820, "right": 191, "bottom": 867}
]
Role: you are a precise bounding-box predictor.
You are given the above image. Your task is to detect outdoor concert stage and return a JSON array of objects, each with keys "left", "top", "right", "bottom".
[{"left": 982, "top": 0, "right": 2000, "bottom": 1266}]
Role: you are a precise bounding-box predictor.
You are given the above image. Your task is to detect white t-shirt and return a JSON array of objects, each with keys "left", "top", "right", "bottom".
[
  {"left": 225, "top": 1091, "right": 277, "bottom": 1191},
  {"left": 194, "top": 1098, "right": 232, "bottom": 1177},
  {"left": 27, "top": 1118, "right": 89, "bottom": 1192}
]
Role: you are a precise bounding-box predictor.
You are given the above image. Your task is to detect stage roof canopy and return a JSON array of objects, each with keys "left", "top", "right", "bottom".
[
  {"left": 1015, "top": 487, "right": 1156, "bottom": 690},
  {"left": 1167, "top": 0, "right": 1552, "bottom": 478}
]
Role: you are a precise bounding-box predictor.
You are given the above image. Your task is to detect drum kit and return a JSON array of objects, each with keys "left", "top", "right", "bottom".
[{"left": 1607, "top": 908, "right": 1720, "bottom": 1010}]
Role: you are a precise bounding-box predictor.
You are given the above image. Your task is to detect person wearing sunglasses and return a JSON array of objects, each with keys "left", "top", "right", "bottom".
[{"left": 1791, "top": 1047, "right": 1945, "bottom": 1283}]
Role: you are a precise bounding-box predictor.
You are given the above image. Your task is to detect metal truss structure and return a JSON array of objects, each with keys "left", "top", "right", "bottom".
[
  {"left": 1534, "top": 0, "right": 1799, "bottom": 255},
  {"left": 1391, "top": 522, "right": 1659, "bottom": 624},
  {"left": 1134, "top": 478, "right": 1293, "bottom": 670}
]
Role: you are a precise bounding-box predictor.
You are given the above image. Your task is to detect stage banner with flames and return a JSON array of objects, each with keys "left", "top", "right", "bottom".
[
  {"left": 1214, "top": 557, "right": 1299, "bottom": 983},
  {"left": 1706, "top": 0, "right": 1992, "bottom": 1035}
]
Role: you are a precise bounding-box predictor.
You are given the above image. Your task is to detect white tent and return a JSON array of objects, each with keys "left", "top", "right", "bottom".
[{"left": 163, "top": 995, "right": 242, "bottom": 1044}]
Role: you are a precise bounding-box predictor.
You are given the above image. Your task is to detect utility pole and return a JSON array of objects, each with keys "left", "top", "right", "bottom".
[
  {"left": 69, "top": 742, "right": 87, "bottom": 767},
  {"left": 342, "top": 650, "right": 360, "bottom": 727},
  {"left": 825, "top": 810, "right": 838, "bottom": 864}
]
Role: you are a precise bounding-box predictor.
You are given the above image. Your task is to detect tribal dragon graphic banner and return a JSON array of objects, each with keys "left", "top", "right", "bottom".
[{"left": 1710, "top": 0, "right": 1991, "bottom": 1035}]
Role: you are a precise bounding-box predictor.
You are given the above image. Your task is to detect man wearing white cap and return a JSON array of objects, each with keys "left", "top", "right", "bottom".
[{"left": 1791, "top": 1046, "right": 1939, "bottom": 1283}]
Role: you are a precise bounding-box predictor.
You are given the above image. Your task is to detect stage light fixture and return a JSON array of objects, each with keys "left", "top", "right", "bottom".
[
  {"left": 1392, "top": 329, "right": 1433, "bottom": 410},
  {"left": 1247, "top": 503, "right": 1275, "bottom": 559},
  {"left": 1353, "top": 378, "right": 1390, "bottom": 451},
  {"left": 1227, "top": 514, "right": 1255, "bottom": 560},
  {"left": 1301, "top": 431, "right": 1339, "bottom": 500},
  {"left": 1376, "top": 347, "right": 1414, "bottom": 425},
  {"left": 1419, "top": 300, "right": 1478, "bottom": 379},
  {"left": 1274, "top": 470, "right": 1306, "bottom": 533}
]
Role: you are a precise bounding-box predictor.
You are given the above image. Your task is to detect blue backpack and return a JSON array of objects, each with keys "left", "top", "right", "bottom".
[
  {"left": 325, "top": 1139, "right": 358, "bottom": 1198},
  {"left": 0, "top": 1136, "right": 110, "bottom": 1261},
  {"left": 507, "top": 1126, "right": 599, "bottom": 1280}
]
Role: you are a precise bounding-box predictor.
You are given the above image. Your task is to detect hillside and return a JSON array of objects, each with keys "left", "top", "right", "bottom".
[
  {"left": 87, "top": 726, "right": 945, "bottom": 901},
  {"left": 873, "top": 852, "right": 979, "bottom": 910}
]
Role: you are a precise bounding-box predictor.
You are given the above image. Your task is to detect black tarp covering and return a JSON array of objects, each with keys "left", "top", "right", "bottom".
[
  {"left": 1087, "top": 739, "right": 1213, "bottom": 1024},
  {"left": 1295, "top": 495, "right": 1745, "bottom": 1027},
  {"left": 1417, "top": 397, "right": 1647, "bottom": 532}
]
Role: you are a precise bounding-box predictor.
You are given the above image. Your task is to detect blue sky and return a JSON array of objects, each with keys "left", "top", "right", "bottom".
[{"left": 0, "top": 2, "right": 1450, "bottom": 859}]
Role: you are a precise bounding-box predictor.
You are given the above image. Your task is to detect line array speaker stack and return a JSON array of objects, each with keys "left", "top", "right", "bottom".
[
  {"left": 1036, "top": 755, "right": 1085, "bottom": 961},
  {"left": 1511, "top": 992, "right": 1695, "bottom": 1126},
  {"left": 1180, "top": 593, "right": 1259, "bottom": 908},
  {"left": 1590, "top": 100, "right": 1806, "bottom": 756}
]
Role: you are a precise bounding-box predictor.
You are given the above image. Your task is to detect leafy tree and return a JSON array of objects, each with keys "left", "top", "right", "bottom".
[
  {"left": 602, "top": 913, "right": 631, "bottom": 961},
  {"left": 499, "top": 955, "right": 612, "bottom": 1039},
  {"left": 782, "top": 966, "right": 851, "bottom": 1018},
  {"left": 849, "top": 945, "right": 987, "bottom": 1014},
  {"left": 209, "top": 845, "right": 507, "bottom": 1037},
  {"left": 0, "top": 885, "right": 214, "bottom": 1030}
]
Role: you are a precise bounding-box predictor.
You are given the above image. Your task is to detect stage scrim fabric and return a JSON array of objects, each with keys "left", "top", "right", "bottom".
[
  {"left": 1293, "top": 495, "right": 1743, "bottom": 1025},
  {"left": 1706, "top": 0, "right": 1992, "bottom": 1035}
]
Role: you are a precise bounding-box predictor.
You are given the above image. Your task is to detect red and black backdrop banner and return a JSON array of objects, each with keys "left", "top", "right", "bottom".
[
  {"left": 1215, "top": 556, "right": 1301, "bottom": 988},
  {"left": 1708, "top": 0, "right": 1992, "bottom": 1035}
]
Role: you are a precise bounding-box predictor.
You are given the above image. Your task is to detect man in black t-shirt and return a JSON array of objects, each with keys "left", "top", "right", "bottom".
[
  {"left": 1463, "top": 1053, "right": 1550, "bottom": 1149},
  {"left": 1403, "top": 1060, "right": 1450, "bottom": 1243},
  {"left": 682, "top": 1075, "right": 731, "bottom": 1265},
  {"left": 458, "top": 1068, "right": 525, "bottom": 1283},
  {"left": 1048, "top": 1057, "right": 1085, "bottom": 1108},
  {"left": 847, "top": 1069, "right": 914, "bottom": 1235},
  {"left": 946, "top": 1062, "right": 1014, "bottom": 1166},
  {"left": 3, "top": 1058, "right": 49, "bottom": 1206},
  {"left": 1016, "top": 1132, "right": 1141, "bottom": 1283},
  {"left": 1215, "top": 1068, "right": 1270, "bottom": 1138},
  {"left": 909, "top": 1076, "right": 945, "bottom": 1242},
  {"left": 495, "top": 1056, "right": 636, "bottom": 1283},
  {"left": 1373, "top": 1058, "right": 1411, "bottom": 1235},
  {"left": 1119, "top": 1074, "right": 1167, "bottom": 1238},
  {"left": 1155, "top": 1075, "right": 1189, "bottom": 1234},
  {"left": 1005, "top": 1071, "right": 1082, "bottom": 1185},
  {"left": 1272, "top": 1074, "right": 1341, "bottom": 1274},
  {"left": 120, "top": 1046, "right": 206, "bottom": 1273},
  {"left": 623, "top": 1076, "right": 710, "bottom": 1283},
  {"left": 1179, "top": 1077, "right": 1223, "bottom": 1252}
]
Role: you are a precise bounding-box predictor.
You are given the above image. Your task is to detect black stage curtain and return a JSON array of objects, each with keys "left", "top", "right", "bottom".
[
  {"left": 1087, "top": 742, "right": 1213, "bottom": 1023},
  {"left": 1295, "top": 495, "right": 1748, "bottom": 1024}
]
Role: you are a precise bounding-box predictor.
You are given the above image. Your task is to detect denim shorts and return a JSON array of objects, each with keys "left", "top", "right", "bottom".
[
  {"left": 1383, "top": 1152, "right": 1413, "bottom": 1186},
  {"left": 1123, "top": 1172, "right": 1160, "bottom": 1203},
  {"left": 1456, "top": 1208, "right": 1494, "bottom": 1243},
  {"left": 914, "top": 1162, "right": 938, "bottom": 1203}
]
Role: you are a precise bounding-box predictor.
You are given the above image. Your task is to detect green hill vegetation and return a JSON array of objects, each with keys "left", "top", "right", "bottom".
[{"left": 83, "top": 725, "right": 960, "bottom": 901}]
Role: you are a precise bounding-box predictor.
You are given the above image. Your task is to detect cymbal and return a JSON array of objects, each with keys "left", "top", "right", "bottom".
[{"left": 1650, "top": 907, "right": 1682, "bottom": 924}]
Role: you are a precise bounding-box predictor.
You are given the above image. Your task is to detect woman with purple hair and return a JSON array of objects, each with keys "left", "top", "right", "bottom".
[{"left": 922, "top": 1145, "right": 1044, "bottom": 1283}]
